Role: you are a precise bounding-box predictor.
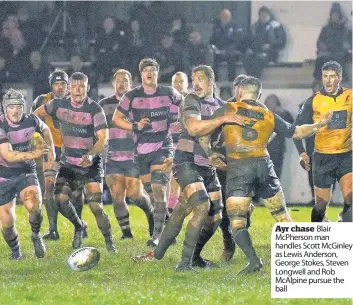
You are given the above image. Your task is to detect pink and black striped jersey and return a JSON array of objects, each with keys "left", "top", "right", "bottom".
[
  {"left": 99, "top": 95, "right": 135, "bottom": 162},
  {"left": 44, "top": 97, "right": 108, "bottom": 168},
  {"left": 117, "top": 85, "right": 183, "bottom": 155},
  {"left": 0, "top": 114, "right": 46, "bottom": 181},
  {"left": 174, "top": 93, "right": 225, "bottom": 167}
]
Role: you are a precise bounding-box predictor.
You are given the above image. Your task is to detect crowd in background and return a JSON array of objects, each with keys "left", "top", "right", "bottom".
[{"left": 0, "top": 2, "right": 351, "bottom": 99}]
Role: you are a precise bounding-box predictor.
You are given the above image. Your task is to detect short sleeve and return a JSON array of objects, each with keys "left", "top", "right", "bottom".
[
  {"left": 44, "top": 99, "right": 57, "bottom": 119},
  {"left": 116, "top": 94, "right": 131, "bottom": 117},
  {"left": 31, "top": 114, "right": 48, "bottom": 134},
  {"left": 183, "top": 94, "right": 201, "bottom": 119},
  {"left": 274, "top": 113, "right": 296, "bottom": 138},
  {"left": 92, "top": 103, "right": 108, "bottom": 132}
]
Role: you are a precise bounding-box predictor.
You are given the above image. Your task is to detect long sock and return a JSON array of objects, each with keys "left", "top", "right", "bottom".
[
  {"left": 43, "top": 198, "right": 58, "bottom": 231},
  {"left": 220, "top": 208, "right": 234, "bottom": 249},
  {"left": 2, "top": 226, "right": 20, "bottom": 253},
  {"left": 112, "top": 199, "right": 131, "bottom": 235},
  {"left": 90, "top": 203, "right": 112, "bottom": 238},
  {"left": 58, "top": 200, "right": 82, "bottom": 230},
  {"left": 180, "top": 202, "right": 209, "bottom": 264},
  {"left": 72, "top": 195, "right": 84, "bottom": 220},
  {"left": 133, "top": 195, "right": 154, "bottom": 236},
  {"left": 311, "top": 206, "right": 325, "bottom": 222},
  {"left": 154, "top": 202, "right": 192, "bottom": 260},
  {"left": 342, "top": 204, "right": 352, "bottom": 222},
  {"left": 193, "top": 215, "right": 221, "bottom": 259},
  {"left": 144, "top": 182, "right": 155, "bottom": 208},
  {"left": 233, "top": 229, "right": 259, "bottom": 262},
  {"left": 152, "top": 201, "right": 167, "bottom": 240},
  {"left": 29, "top": 209, "right": 43, "bottom": 238}
]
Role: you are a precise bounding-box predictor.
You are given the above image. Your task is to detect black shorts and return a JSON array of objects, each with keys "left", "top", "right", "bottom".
[
  {"left": 54, "top": 162, "right": 103, "bottom": 195},
  {"left": 226, "top": 157, "right": 281, "bottom": 199},
  {"left": 0, "top": 173, "right": 39, "bottom": 205},
  {"left": 135, "top": 149, "right": 173, "bottom": 176},
  {"left": 312, "top": 150, "right": 352, "bottom": 188},
  {"left": 173, "top": 162, "right": 222, "bottom": 213},
  {"left": 105, "top": 160, "right": 139, "bottom": 178}
]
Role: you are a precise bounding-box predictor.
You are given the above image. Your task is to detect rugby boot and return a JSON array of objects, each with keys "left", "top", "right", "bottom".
[
  {"left": 72, "top": 223, "right": 86, "bottom": 249},
  {"left": 31, "top": 235, "right": 46, "bottom": 258},
  {"left": 192, "top": 256, "right": 219, "bottom": 268},
  {"left": 238, "top": 257, "right": 263, "bottom": 275},
  {"left": 175, "top": 261, "right": 195, "bottom": 272},
  {"left": 105, "top": 235, "right": 118, "bottom": 253},
  {"left": 10, "top": 248, "right": 23, "bottom": 261},
  {"left": 43, "top": 230, "right": 60, "bottom": 240},
  {"left": 146, "top": 237, "right": 159, "bottom": 248},
  {"left": 121, "top": 232, "right": 133, "bottom": 240},
  {"left": 132, "top": 251, "right": 155, "bottom": 263}
]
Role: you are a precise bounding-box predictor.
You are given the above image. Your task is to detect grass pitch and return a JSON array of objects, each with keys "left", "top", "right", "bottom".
[{"left": 0, "top": 205, "right": 350, "bottom": 305}]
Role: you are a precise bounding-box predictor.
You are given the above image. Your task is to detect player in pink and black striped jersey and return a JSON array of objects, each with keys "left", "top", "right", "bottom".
[
  {"left": 99, "top": 69, "right": 154, "bottom": 239},
  {"left": 0, "top": 89, "right": 54, "bottom": 260},
  {"left": 113, "top": 58, "right": 183, "bottom": 247},
  {"left": 167, "top": 72, "right": 189, "bottom": 217},
  {"left": 33, "top": 72, "right": 116, "bottom": 253}
]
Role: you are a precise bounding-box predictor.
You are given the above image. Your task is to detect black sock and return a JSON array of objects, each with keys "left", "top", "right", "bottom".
[
  {"left": 342, "top": 204, "right": 352, "bottom": 222},
  {"left": 29, "top": 209, "right": 43, "bottom": 237},
  {"left": 311, "top": 206, "right": 325, "bottom": 222},
  {"left": 72, "top": 196, "right": 84, "bottom": 220},
  {"left": 193, "top": 215, "right": 221, "bottom": 259},
  {"left": 113, "top": 200, "right": 131, "bottom": 236},
  {"left": 2, "top": 226, "right": 20, "bottom": 253},
  {"left": 233, "top": 229, "right": 259, "bottom": 262},
  {"left": 152, "top": 201, "right": 167, "bottom": 240},
  {"left": 133, "top": 196, "right": 154, "bottom": 236},
  {"left": 58, "top": 200, "right": 82, "bottom": 231},
  {"left": 43, "top": 198, "right": 58, "bottom": 231}
]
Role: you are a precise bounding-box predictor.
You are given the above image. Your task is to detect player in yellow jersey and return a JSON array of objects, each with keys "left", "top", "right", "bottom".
[
  {"left": 31, "top": 69, "right": 72, "bottom": 240},
  {"left": 294, "top": 61, "right": 352, "bottom": 222},
  {"left": 199, "top": 77, "right": 332, "bottom": 274}
]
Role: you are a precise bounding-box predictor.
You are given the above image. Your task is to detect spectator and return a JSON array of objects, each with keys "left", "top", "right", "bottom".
[
  {"left": 182, "top": 30, "right": 214, "bottom": 75},
  {"left": 94, "top": 16, "right": 129, "bottom": 82},
  {"left": 243, "top": 6, "right": 286, "bottom": 78},
  {"left": 0, "top": 55, "right": 9, "bottom": 85},
  {"left": 17, "top": 6, "right": 45, "bottom": 51},
  {"left": 5, "top": 27, "right": 31, "bottom": 82},
  {"left": 25, "top": 50, "right": 52, "bottom": 98},
  {"left": 170, "top": 16, "right": 191, "bottom": 48},
  {"left": 264, "top": 94, "right": 293, "bottom": 179},
  {"left": 313, "top": 2, "right": 351, "bottom": 80},
  {"left": 210, "top": 9, "right": 246, "bottom": 81},
  {"left": 154, "top": 34, "right": 182, "bottom": 83}
]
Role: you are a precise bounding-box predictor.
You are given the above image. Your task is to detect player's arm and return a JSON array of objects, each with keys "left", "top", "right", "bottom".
[
  {"left": 32, "top": 98, "right": 56, "bottom": 119},
  {"left": 293, "top": 98, "right": 314, "bottom": 154},
  {"left": 112, "top": 95, "right": 150, "bottom": 132},
  {"left": 293, "top": 111, "right": 332, "bottom": 139},
  {"left": 184, "top": 96, "right": 245, "bottom": 137},
  {"left": 0, "top": 127, "right": 48, "bottom": 163}
]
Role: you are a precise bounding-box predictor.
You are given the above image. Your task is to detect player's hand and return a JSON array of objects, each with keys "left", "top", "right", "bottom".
[
  {"left": 222, "top": 113, "right": 246, "bottom": 126},
  {"left": 32, "top": 144, "right": 50, "bottom": 159},
  {"left": 160, "top": 157, "right": 173, "bottom": 173},
  {"left": 137, "top": 118, "right": 150, "bottom": 131},
  {"left": 79, "top": 154, "right": 93, "bottom": 167},
  {"left": 208, "top": 153, "right": 226, "bottom": 169},
  {"left": 299, "top": 152, "right": 311, "bottom": 171},
  {"left": 43, "top": 149, "right": 55, "bottom": 171},
  {"left": 318, "top": 111, "right": 333, "bottom": 128}
]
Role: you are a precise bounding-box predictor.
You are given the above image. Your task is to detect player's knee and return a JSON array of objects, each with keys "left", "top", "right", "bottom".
[
  {"left": 110, "top": 191, "right": 125, "bottom": 202},
  {"left": 23, "top": 189, "right": 41, "bottom": 206},
  {"left": 86, "top": 192, "right": 102, "bottom": 205},
  {"left": 126, "top": 181, "right": 142, "bottom": 198},
  {"left": 55, "top": 194, "right": 70, "bottom": 205},
  {"left": 231, "top": 219, "right": 246, "bottom": 230},
  {"left": 344, "top": 193, "right": 352, "bottom": 205},
  {"left": 188, "top": 189, "right": 210, "bottom": 207},
  {"left": 151, "top": 170, "right": 169, "bottom": 186}
]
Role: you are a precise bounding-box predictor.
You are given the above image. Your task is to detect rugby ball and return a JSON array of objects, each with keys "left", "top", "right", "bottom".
[{"left": 67, "top": 247, "right": 100, "bottom": 272}]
